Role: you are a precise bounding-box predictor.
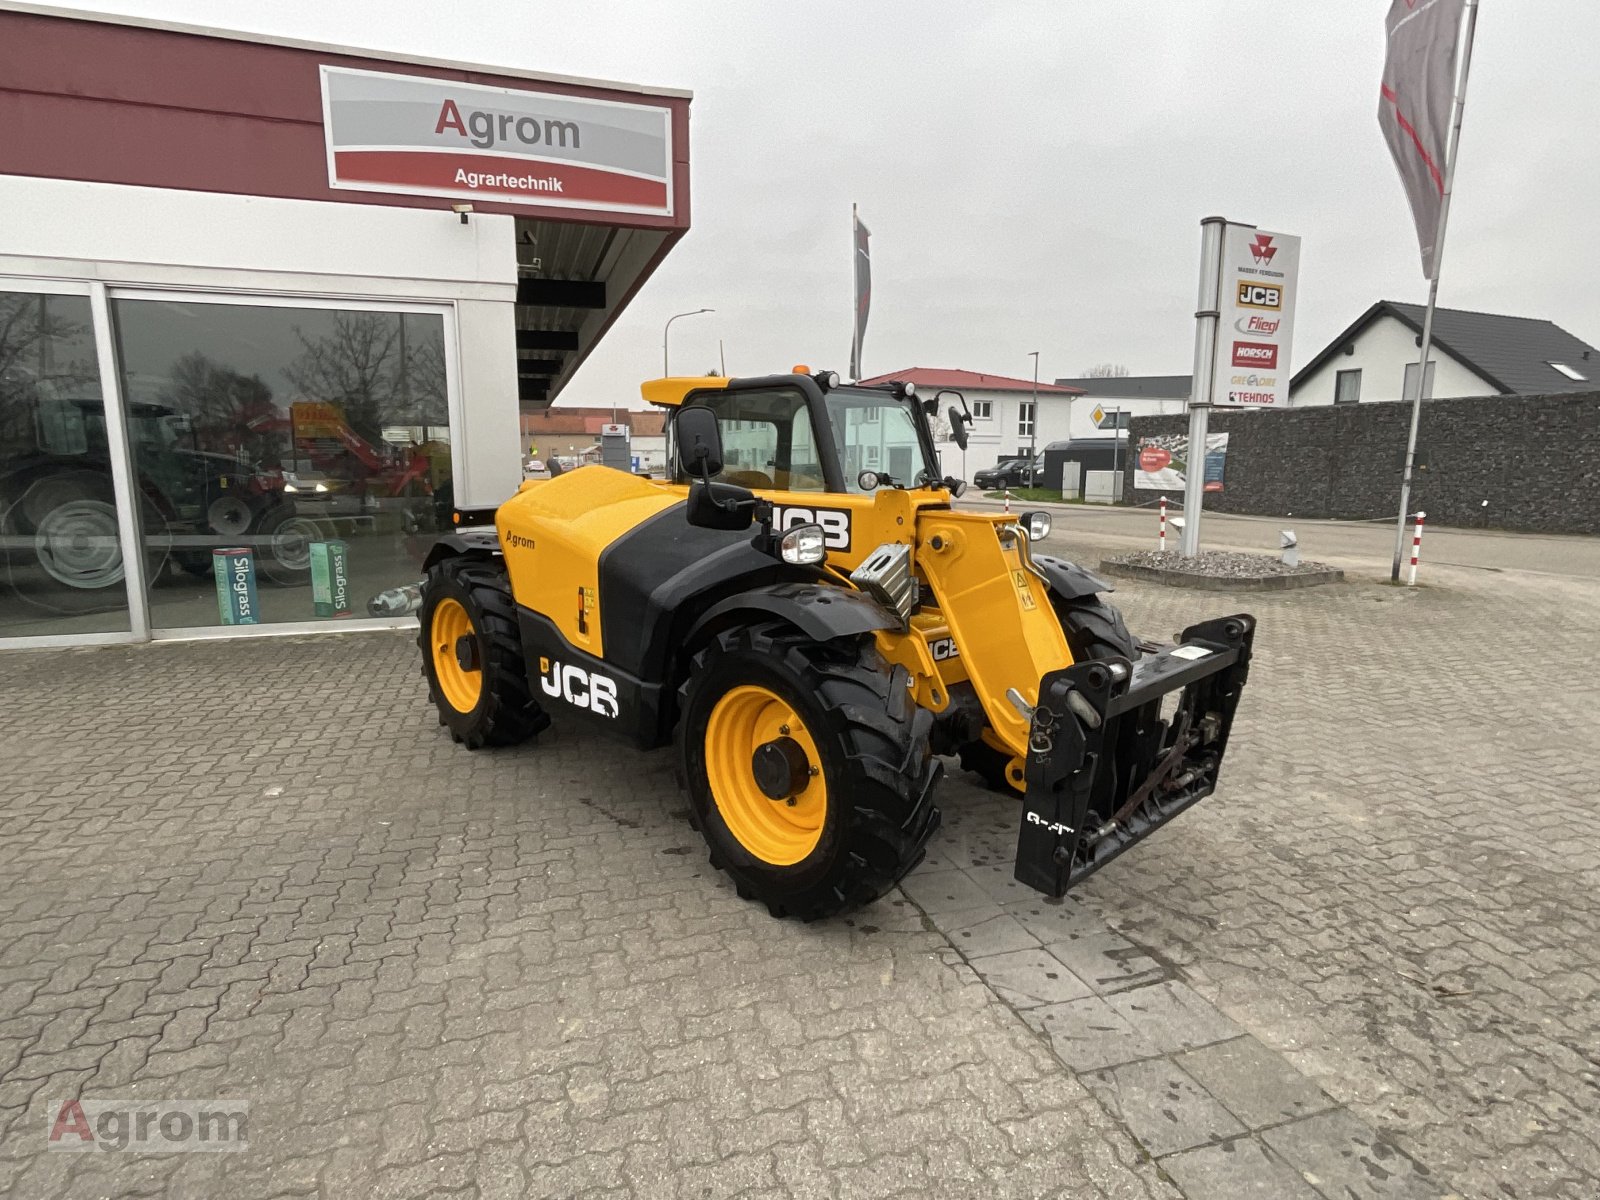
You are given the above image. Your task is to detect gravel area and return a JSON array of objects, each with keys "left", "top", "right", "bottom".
[{"left": 1105, "top": 550, "right": 1334, "bottom": 578}]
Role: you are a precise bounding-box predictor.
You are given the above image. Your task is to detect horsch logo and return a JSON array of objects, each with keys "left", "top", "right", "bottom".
[{"left": 1231, "top": 342, "right": 1279, "bottom": 369}]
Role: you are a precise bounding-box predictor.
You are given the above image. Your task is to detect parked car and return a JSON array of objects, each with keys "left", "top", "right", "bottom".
[{"left": 972, "top": 455, "right": 1042, "bottom": 489}]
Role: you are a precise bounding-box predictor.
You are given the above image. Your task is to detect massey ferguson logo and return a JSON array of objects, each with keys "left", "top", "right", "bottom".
[
  {"left": 539, "top": 657, "right": 619, "bottom": 719},
  {"left": 1249, "top": 233, "right": 1278, "bottom": 265},
  {"left": 770, "top": 506, "right": 851, "bottom": 551},
  {"left": 1234, "top": 314, "right": 1281, "bottom": 335},
  {"left": 1237, "top": 281, "right": 1283, "bottom": 310},
  {"left": 1231, "top": 341, "right": 1279, "bottom": 368}
]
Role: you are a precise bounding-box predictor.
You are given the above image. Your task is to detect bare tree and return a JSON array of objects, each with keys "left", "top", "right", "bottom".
[
  {"left": 284, "top": 313, "right": 402, "bottom": 444},
  {"left": 1082, "top": 363, "right": 1131, "bottom": 378},
  {"left": 165, "top": 352, "right": 276, "bottom": 463}
]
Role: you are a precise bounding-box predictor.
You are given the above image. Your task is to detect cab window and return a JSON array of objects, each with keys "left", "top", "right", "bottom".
[{"left": 678, "top": 387, "right": 825, "bottom": 492}]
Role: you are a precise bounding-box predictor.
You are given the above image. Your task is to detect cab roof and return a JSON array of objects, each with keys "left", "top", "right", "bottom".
[{"left": 640, "top": 376, "right": 731, "bottom": 407}]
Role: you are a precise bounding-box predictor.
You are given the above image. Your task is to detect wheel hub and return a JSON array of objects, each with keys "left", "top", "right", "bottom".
[
  {"left": 454, "top": 633, "right": 480, "bottom": 672},
  {"left": 751, "top": 736, "right": 810, "bottom": 802}
]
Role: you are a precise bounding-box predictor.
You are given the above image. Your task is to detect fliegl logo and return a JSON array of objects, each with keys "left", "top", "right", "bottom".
[
  {"left": 539, "top": 657, "right": 619, "bottom": 718},
  {"left": 770, "top": 506, "right": 851, "bottom": 551},
  {"left": 1234, "top": 314, "right": 1281, "bottom": 336}
]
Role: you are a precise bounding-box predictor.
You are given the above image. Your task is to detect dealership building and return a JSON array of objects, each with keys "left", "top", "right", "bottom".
[{"left": 0, "top": 3, "right": 690, "bottom": 647}]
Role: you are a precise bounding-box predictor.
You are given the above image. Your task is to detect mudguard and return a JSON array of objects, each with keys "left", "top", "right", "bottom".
[
  {"left": 685, "top": 582, "right": 897, "bottom": 649},
  {"left": 422, "top": 528, "right": 501, "bottom": 572},
  {"left": 1033, "top": 554, "right": 1113, "bottom": 600}
]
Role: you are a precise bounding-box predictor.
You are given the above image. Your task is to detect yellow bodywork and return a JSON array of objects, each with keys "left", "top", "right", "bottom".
[
  {"left": 497, "top": 469, "right": 679, "bottom": 657},
  {"left": 493, "top": 452, "right": 1073, "bottom": 767}
]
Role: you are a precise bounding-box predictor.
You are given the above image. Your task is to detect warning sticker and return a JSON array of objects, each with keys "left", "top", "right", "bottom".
[
  {"left": 1170, "top": 645, "right": 1212, "bottom": 661},
  {"left": 1011, "top": 569, "right": 1037, "bottom": 611}
]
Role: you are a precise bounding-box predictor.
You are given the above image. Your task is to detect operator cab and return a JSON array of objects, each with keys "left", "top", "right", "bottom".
[{"left": 643, "top": 368, "right": 962, "bottom": 498}]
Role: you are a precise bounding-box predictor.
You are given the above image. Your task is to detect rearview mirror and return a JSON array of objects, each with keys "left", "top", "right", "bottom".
[
  {"left": 675, "top": 406, "right": 724, "bottom": 478},
  {"left": 947, "top": 406, "right": 969, "bottom": 451}
]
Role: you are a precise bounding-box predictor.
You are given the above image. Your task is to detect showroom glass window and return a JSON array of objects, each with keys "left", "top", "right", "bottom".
[
  {"left": 0, "top": 289, "right": 132, "bottom": 638},
  {"left": 111, "top": 298, "right": 453, "bottom": 630}
]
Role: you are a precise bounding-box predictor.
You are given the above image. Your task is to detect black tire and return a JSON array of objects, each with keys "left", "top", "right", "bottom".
[
  {"left": 678, "top": 623, "right": 942, "bottom": 921},
  {"left": 253, "top": 506, "right": 323, "bottom": 587},
  {"left": 958, "top": 593, "right": 1137, "bottom": 792},
  {"left": 418, "top": 556, "right": 549, "bottom": 749},
  {"left": 1052, "top": 593, "right": 1139, "bottom": 662}
]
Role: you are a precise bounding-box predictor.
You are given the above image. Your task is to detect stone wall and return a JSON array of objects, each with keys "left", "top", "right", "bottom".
[{"left": 1124, "top": 391, "right": 1600, "bottom": 534}]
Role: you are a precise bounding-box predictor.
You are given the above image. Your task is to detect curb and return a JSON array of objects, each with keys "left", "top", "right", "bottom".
[{"left": 1099, "top": 560, "right": 1345, "bottom": 592}]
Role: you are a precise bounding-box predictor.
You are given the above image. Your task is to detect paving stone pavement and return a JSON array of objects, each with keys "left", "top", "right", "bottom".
[{"left": 0, "top": 557, "right": 1595, "bottom": 1198}]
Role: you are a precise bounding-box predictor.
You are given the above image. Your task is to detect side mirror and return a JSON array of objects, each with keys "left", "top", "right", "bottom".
[
  {"left": 947, "top": 406, "right": 969, "bottom": 450},
  {"left": 675, "top": 405, "right": 724, "bottom": 478}
]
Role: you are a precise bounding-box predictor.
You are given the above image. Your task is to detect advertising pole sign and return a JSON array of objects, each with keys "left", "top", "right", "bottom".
[
  {"left": 1212, "top": 226, "right": 1301, "bottom": 408},
  {"left": 320, "top": 67, "right": 675, "bottom": 217},
  {"left": 1179, "top": 218, "right": 1300, "bottom": 556}
]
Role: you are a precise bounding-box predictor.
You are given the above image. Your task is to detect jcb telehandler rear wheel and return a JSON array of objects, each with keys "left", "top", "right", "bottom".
[
  {"left": 419, "top": 558, "right": 550, "bottom": 749},
  {"left": 959, "top": 593, "right": 1138, "bottom": 792},
  {"left": 678, "top": 624, "right": 941, "bottom": 920}
]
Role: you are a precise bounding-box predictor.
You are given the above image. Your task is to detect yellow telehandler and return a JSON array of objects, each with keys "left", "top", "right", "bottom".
[{"left": 419, "top": 369, "right": 1254, "bottom": 919}]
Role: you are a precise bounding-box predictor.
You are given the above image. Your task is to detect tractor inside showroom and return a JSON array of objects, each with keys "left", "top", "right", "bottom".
[{"left": 418, "top": 369, "right": 1255, "bottom": 919}]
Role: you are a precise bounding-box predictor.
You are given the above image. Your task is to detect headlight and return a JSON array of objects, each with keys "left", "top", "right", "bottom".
[
  {"left": 778, "top": 523, "right": 827, "bottom": 565},
  {"left": 282, "top": 483, "right": 299, "bottom": 494},
  {"left": 314, "top": 482, "right": 330, "bottom": 494},
  {"left": 1021, "top": 510, "right": 1052, "bottom": 541}
]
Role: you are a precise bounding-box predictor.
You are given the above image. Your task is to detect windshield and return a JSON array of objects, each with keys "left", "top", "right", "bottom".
[{"left": 823, "top": 389, "right": 939, "bottom": 494}]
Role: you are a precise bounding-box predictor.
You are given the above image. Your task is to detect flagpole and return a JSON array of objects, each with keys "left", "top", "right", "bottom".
[
  {"left": 850, "top": 204, "right": 860, "bottom": 380},
  {"left": 1391, "top": 0, "right": 1480, "bottom": 581}
]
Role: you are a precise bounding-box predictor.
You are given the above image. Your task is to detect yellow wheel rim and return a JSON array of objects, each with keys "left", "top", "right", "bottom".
[
  {"left": 431, "top": 597, "right": 483, "bottom": 714},
  {"left": 705, "top": 685, "right": 828, "bottom": 866}
]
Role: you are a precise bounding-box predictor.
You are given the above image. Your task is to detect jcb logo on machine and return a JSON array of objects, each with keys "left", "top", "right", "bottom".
[
  {"left": 539, "top": 657, "right": 619, "bottom": 719},
  {"left": 770, "top": 506, "right": 851, "bottom": 551},
  {"left": 929, "top": 637, "right": 960, "bottom": 662}
]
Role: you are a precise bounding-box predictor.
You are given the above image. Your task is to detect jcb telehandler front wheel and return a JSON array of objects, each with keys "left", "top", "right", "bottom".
[
  {"left": 419, "top": 557, "right": 549, "bottom": 749},
  {"left": 678, "top": 624, "right": 942, "bottom": 921}
]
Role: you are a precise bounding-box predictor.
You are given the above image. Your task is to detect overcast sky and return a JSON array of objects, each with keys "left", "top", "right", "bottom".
[{"left": 71, "top": 0, "right": 1600, "bottom": 407}]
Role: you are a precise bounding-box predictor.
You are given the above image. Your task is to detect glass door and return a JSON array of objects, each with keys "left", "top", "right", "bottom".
[
  {"left": 108, "top": 292, "right": 457, "bottom": 634},
  {"left": 0, "top": 282, "right": 135, "bottom": 640}
]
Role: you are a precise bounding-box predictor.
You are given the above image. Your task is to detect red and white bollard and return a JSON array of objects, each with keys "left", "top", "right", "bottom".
[
  {"left": 1003, "top": 486, "right": 1011, "bottom": 514},
  {"left": 1158, "top": 496, "right": 1168, "bottom": 552},
  {"left": 1408, "top": 510, "right": 1426, "bottom": 586}
]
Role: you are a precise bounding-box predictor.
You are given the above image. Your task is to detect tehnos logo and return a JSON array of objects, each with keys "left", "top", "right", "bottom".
[{"left": 1231, "top": 342, "right": 1279, "bottom": 369}]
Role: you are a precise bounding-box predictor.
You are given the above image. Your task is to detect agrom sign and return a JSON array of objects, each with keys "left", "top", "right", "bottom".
[{"left": 320, "top": 66, "right": 674, "bottom": 216}]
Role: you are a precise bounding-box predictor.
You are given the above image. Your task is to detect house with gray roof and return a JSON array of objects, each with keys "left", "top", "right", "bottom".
[{"left": 1290, "top": 301, "right": 1598, "bottom": 407}]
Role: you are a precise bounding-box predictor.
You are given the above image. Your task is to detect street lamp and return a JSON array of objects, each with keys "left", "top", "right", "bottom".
[
  {"left": 663, "top": 308, "right": 714, "bottom": 376},
  {"left": 1027, "top": 350, "right": 1040, "bottom": 485}
]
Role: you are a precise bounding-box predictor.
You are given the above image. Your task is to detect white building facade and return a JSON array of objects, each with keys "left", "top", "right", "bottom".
[{"left": 855, "top": 369, "right": 1082, "bottom": 478}]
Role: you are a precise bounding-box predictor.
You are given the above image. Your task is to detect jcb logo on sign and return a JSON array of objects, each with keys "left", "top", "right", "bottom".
[
  {"left": 539, "top": 657, "right": 619, "bottom": 719},
  {"left": 1237, "top": 281, "right": 1283, "bottom": 311},
  {"left": 770, "top": 506, "right": 851, "bottom": 551}
]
